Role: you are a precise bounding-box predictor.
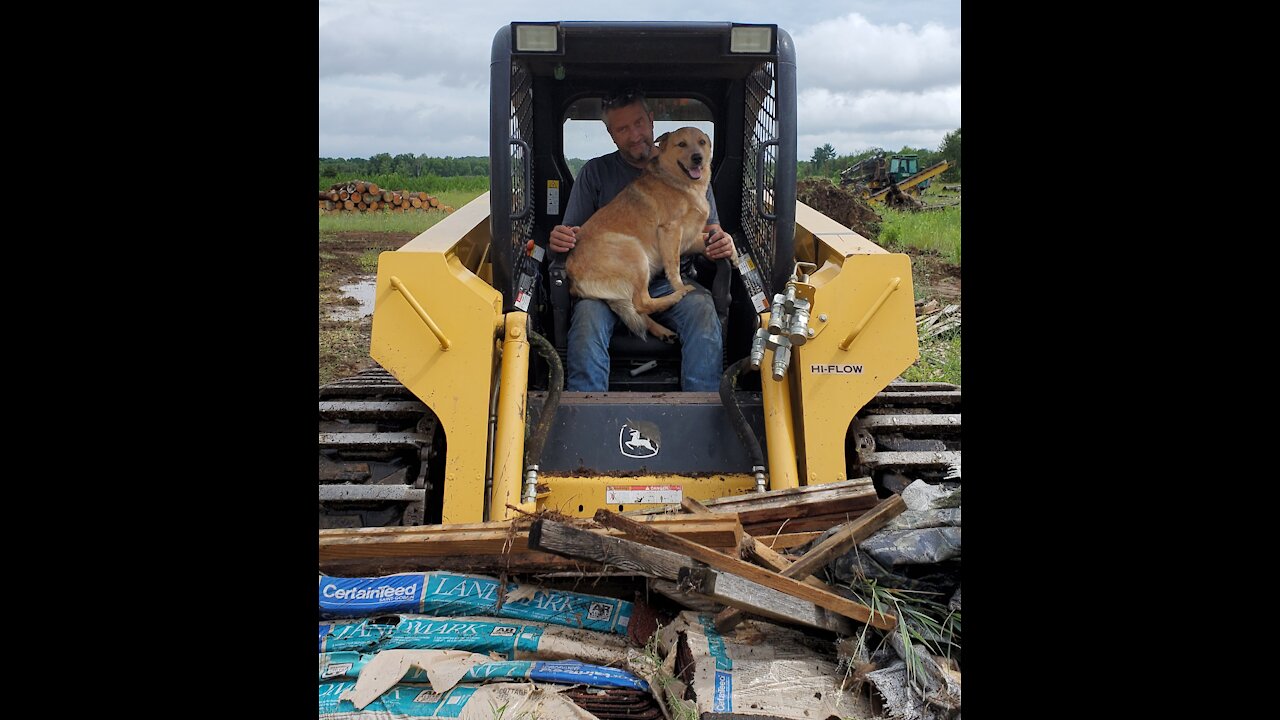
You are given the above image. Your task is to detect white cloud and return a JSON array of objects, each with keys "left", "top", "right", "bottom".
[
  {"left": 318, "top": 2, "right": 961, "bottom": 158},
  {"left": 793, "top": 13, "right": 960, "bottom": 94}
]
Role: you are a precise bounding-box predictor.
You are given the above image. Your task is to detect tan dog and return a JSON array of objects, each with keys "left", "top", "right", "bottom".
[{"left": 566, "top": 126, "right": 728, "bottom": 341}]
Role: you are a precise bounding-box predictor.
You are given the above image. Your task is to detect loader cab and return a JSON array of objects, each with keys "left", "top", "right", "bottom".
[
  {"left": 488, "top": 22, "right": 797, "bottom": 392},
  {"left": 887, "top": 155, "right": 920, "bottom": 184}
]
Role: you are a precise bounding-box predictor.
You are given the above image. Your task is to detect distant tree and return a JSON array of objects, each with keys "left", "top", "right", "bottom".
[
  {"left": 939, "top": 127, "right": 961, "bottom": 181},
  {"left": 810, "top": 143, "right": 836, "bottom": 173},
  {"left": 368, "top": 153, "right": 393, "bottom": 175}
]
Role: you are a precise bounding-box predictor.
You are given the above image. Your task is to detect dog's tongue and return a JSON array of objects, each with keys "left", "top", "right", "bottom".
[{"left": 688, "top": 166, "right": 702, "bottom": 179}]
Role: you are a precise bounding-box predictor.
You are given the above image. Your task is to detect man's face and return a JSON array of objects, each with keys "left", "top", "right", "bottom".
[{"left": 604, "top": 101, "right": 655, "bottom": 164}]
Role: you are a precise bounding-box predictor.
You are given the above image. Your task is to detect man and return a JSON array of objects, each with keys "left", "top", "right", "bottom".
[{"left": 549, "top": 87, "right": 735, "bottom": 392}]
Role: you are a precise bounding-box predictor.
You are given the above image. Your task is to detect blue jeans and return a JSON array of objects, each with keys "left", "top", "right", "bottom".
[{"left": 567, "top": 276, "right": 722, "bottom": 391}]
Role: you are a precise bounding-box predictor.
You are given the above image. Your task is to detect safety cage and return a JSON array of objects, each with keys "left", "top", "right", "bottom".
[{"left": 489, "top": 21, "right": 797, "bottom": 390}]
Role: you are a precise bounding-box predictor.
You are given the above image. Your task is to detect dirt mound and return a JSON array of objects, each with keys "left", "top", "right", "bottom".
[{"left": 796, "top": 178, "right": 881, "bottom": 239}]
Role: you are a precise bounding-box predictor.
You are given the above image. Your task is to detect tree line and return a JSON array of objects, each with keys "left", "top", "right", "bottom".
[
  {"left": 320, "top": 126, "right": 960, "bottom": 185},
  {"left": 803, "top": 127, "right": 961, "bottom": 183}
]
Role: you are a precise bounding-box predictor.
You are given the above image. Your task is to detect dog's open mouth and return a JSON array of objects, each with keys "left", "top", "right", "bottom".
[{"left": 678, "top": 160, "right": 703, "bottom": 180}]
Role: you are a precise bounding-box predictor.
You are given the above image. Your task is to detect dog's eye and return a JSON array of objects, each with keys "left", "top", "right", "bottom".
[
  {"left": 699, "top": 139, "right": 706, "bottom": 146},
  {"left": 678, "top": 141, "right": 687, "bottom": 147}
]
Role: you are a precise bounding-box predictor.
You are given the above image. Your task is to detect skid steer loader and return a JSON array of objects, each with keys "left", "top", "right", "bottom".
[{"left": 317, "top": 21, "right": 961, "bottom": 528}]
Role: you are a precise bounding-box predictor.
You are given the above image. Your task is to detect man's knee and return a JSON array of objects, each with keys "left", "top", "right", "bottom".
[
  {"left": 680, "top": 290, "right": 719, "bottom": 338},
  {"left": 570, "top": 300, "right": 615, "bottom": 339}
]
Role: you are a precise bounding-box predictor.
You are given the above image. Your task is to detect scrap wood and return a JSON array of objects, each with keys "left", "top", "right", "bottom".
[
  {"left": 594, "top": 509, "right": 896, "bottom": 630},
  {"left": 713, "top": 494, "right": 907, "bottom": 632},
  {"left": 916, "top": 303, "right": 960, "bottom": 339},
  {"left": 528, "top": 519, "right": 856, "bottom": 633},
  {"left": 319, "top": 552, "right": 607, "bottom": 577},
  {"left": 319, "top": 514, "right": 742, "bottom": 561},
  {"left": 626, "top": 477, "right": 878, "bottom": 528}
]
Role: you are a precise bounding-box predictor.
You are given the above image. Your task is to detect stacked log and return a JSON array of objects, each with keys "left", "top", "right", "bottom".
[{"left": 317, "top": 179, "right": 455, "bottom": 214}]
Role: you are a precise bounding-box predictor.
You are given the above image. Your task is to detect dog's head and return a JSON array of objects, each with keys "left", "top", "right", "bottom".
[{"left": 654, "top": 127, "right": 712, "bottom": 183}]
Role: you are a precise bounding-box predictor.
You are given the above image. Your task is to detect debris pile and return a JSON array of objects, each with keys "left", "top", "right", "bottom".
[
  {"left": 319, "top": 179, "right": 454, "bottom": 214},
  {"left": 796, "top": 177, "right": 882, "bottom": 238},
  {"left": 318, "top": 476, "right": 962, "bottom": 718},
  {"left": 915, "top": 300, "right": 961, "bottom": 339}
]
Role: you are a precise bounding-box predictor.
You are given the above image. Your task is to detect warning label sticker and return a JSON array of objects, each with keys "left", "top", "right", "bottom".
[{"left": 606, "top": 485, "right": 683, "bottom": 505}]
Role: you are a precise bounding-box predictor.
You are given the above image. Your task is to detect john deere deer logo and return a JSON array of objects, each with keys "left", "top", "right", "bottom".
[{"left": 619, "top": 423, "right": 659, "bottom": 458}]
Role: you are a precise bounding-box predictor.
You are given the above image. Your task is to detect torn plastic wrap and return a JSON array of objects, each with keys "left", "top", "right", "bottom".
[
  {"left": 657, "top": 611, "right": 872, "bottom": 720},
  {"left": 318, "top": 681, "right": 599, "bottom": 719},
  {"left": 318, "top": 615, "right": 633, "bottom": 665},
  {"left": 318, "top": 572, "right": 632, "bottom": 634},
  {"left": 860, "top": 527, "right": 962, "bottom": 566},
  {"left": 321, "top": 652, "right": 648, "bottom": 690}
]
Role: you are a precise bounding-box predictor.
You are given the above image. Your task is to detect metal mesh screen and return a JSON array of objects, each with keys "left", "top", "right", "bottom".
[
  {"left": 741, "top": 61, "right": 778, "bottom": 298},
  {"left": 509, "top": 62, "right": 535, "bottom": 289}
]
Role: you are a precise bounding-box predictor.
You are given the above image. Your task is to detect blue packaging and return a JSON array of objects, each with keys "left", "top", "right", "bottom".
[
  {"left": 319, "top": 681, "right": 478, "bottom": 718},
  {"left": 319, "top": 616, "right": 545, "bottom": 655},
  {"left": 319, "top": 653, "right": 648, "bottom": 691},
  {"left": 319, "top": 572, "right": 632, "bottom": 634}
]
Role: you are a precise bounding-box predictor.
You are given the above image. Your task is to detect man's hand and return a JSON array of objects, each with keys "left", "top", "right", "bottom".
[
  {"left": 702, "top": 224, "right": 736, "bottom": 262},
  {"left": 550, "top": 224, "right": 580, "bottom": 253}
]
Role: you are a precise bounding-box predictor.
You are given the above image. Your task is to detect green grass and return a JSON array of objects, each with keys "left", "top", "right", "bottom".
[
  {"left": 356, "top": 250, "right": 379, "bottom": 273},
  {"left": 318, "top": 209, "right": 453, "bottom": 234},
  {"left": 902, "top": 331, "right": 961, "bottom": 385},
  {"left": 434, "top": 189, "right": 485, "bottom": 210},
  {"left": 878, "top": 206, "right": 961, "bottom": 265}
]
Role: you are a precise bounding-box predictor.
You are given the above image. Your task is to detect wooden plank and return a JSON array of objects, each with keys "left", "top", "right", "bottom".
[
  {"left": 680, "top": 566, "right": 857, "bottom": 635},
  {"left": 319, "top": 552, "right": 604, "bottom": 577},
  {"left": 754, "top": 531, "right": 824, "bottom": 550},
  {"left": 594, "top": 509, "right": 895, "bottom": 630},
  {"left": 681, "top": 497, "right": 827, "bottom": 588},
  {"left": 629, "top": 477, "right": 878, "bottom": 526},
  {"left": 745, "top": 510, "right": 876, "bottom": 536},
  {"left": 715, "top": 494, "right": 906, "bottom": 632},
  {"left": 527, "top": 518, "right": 691, "bottom": 579},
  {"left": 530, "top": 519, "right": 855, "bottom": 633},
  {"left": 319, "top": 515, "right": 742, "bottom": 562}
]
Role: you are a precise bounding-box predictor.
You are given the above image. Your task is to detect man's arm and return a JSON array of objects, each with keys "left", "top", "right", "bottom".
[
  {"left": 550, "top": 161, "right": 601, "bottom": 252},
  {"left": 701, "top": 189, "right": 735, "bottom": 261}
]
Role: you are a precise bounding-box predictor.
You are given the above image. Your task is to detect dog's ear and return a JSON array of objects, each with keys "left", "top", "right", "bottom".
[{"left": 655, "top": 132, "right": 669, "bottom": 146}]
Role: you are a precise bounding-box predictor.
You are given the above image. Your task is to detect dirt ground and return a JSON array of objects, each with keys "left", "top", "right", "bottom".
[{"left": 318, "top": 230, "right": 960, "bottom": 384}]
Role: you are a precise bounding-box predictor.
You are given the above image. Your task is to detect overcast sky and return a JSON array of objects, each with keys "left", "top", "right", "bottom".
[{"left": 319, "top": 1, "right": 960, "bottom": 161}]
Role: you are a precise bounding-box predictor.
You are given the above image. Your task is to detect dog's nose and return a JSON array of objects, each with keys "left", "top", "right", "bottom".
[{"left": 692, "top": 153, "right": 703, "bottom": 166}]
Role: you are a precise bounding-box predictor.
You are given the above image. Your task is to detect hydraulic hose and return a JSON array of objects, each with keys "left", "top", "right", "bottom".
[
  {"left": 524, "top": 329, "right": 563, "bottom": 471},
  {"left": 719, "top": 357, "right": 766, "bottom": 491}
]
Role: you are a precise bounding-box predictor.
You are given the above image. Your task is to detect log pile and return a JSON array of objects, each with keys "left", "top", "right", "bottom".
[{"left": 318, "top": 179, "right": 454, "bottom": 214}]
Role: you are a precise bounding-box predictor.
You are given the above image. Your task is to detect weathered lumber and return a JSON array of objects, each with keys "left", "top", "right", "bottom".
[
  {"left": 530, "top": 519, "right": 852, "bottom": 632},
  {"left": 319, "top": 552, "right": 603, "bottom": 577},
  {"left": 679, "top": 566, "right": 857, "bottom": 634},
  {"left": 715, "top": 494, "right": 907, "bottom": 632},
  {"left": 680, "top": 497, "right": 826, "bottom": 587},
  {"left": 527, "top": 518, "right": 691, "bottom": 579},
  {"left": 629, "top": 477, "right": 878, "bottom": 528},
  {"left": 594, "top": 509, "right": 895, "bottom": 630},
  {"left": 319, "top": 514, "right": 742, "bottom": 561}
]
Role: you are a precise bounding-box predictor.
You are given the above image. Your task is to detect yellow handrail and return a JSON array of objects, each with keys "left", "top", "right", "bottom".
[
  {"left": 839, "top": 277, "right": 900, "bottom": 351},
  {"left": 390, "top": 276, "right": 452, "bottom": 350}
]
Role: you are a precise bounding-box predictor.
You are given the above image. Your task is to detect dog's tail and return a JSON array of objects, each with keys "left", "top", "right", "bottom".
[
  {"left": 607, "top": 299, "right": 649, "bottom": 338},
  {"left": 572, "top": 275, "right": 650, "bottom": 338}
]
